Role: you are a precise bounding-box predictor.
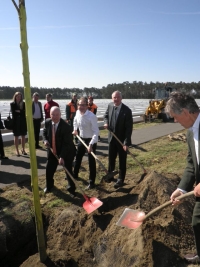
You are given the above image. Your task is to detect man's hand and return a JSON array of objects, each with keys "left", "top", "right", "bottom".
[
  {"left": 123, "top": 145, "right": 128, "bottom": 152},
  {"left": 170, "top": 189, "right": 183, "bottom": 206},
  {"left": 104, "top": 123, "right": 108, "bottom": 129},
  {"left": 44, "top": 140, "right": 50, "bottom": 147},
  {"left": 72, "top": 130, "right": 78, "bottom": 135},
  {"left": 194, "top": 183, "right": 200, "bottom": 197},
  {"left": 87, "top": 144, "right": 93, "bottom": 154},
  {"left": 59, "top": 157, "right": 64, "bottom": 165}
]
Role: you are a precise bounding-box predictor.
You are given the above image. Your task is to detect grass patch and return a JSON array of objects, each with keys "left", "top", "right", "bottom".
[{"left": 46, "top": 198, "right": 69, "bottom": 208}]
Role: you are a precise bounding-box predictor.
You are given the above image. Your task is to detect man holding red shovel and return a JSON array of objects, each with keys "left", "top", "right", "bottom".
[
  {"left": 165, "top": 92, "right": 200, "bottom": 264},
  {"left": 43, "top": 107, "right": 76, "bottom": 197},
  {"left": 73, "top": 97, "right": 99, "bottom": 189}
]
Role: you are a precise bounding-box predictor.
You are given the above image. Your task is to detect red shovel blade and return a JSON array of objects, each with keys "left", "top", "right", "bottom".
[
  {"left": 83, "top": 197, "right": 103, "bottom": 214},
  {"left": 116, "top": 208, "right": 145, "bottom": 229}
]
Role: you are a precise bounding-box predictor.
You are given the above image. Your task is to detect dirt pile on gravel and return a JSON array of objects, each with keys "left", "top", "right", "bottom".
[{"left": 0, "top": 171, "right": 196, "bottom": 267}]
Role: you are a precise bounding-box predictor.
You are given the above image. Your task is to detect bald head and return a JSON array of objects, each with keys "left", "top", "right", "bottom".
[{"left": 50, "top": 106, "right": 61, "bottom": 123}]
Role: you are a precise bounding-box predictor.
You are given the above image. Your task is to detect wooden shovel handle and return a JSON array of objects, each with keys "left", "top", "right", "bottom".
[
  {"left": 109, "top": 129, "right": 147, "bottom": 173},
  {"left": 76, "top": 135, "right": 108, "bottom": 173},
  {"left": 48, "top": 146, "right": 86, "bottom": 197},
  {"left": 144, "top": 191, "right": 194, "bottom": 221}
]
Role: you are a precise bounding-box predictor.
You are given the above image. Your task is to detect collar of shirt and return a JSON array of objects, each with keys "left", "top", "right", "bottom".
[
  {"left": 191, "top": 113, "right": 200, "bottom": 165},
  {"left": 77, "top": 109, "right": 89, "bottom": 117},
  {"left": 52, "top": 121, "right": 59, "bottom": 131},
  {"left": 191, "top": 113, "right": 200, "bottom": 133},
  {"left": 114, "top": 103, "right": 122, "bottom": 110}
]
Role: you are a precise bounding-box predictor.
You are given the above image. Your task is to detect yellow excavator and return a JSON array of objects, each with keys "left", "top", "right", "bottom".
[{"left": 144, "top": 85, "right": 175, "bottom": 122}]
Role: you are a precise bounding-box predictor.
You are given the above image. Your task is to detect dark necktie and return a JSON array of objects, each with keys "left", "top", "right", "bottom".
[
  {"left": 111, "top": 107, "right": 117, "bottom": 131},
  {"left": 52, "top": 124, "right": 57, "bottom": 155}
]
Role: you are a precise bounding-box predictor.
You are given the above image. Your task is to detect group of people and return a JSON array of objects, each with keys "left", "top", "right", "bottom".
[
  {"left": 44, "top": 90, "right": 200, "bottom": 263},
  {"left": 43, "top": 90, "right": 132, "bottom": 196},
  {"left": 1, "top": 90, "right": 200, "bottom": 263}
]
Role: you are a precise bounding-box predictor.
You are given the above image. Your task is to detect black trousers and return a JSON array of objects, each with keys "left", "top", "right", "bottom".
[
  {"left": 0, "top": 130, "right": 5, "bottom": 157},
  {"left": 192, "top": 201, "right": 200, "bottom": 256},
  {"left": 73, "top": 138, "right": 97, "bottom": 185},
  {"left": 33, "top": 119, "right": 41, "bottom": 147},
  {"left": 46, "top": 151, "right": 74, "bottom": 190},
  {"left": 108, "top": 138, "right": 127, "bottom": 181}
]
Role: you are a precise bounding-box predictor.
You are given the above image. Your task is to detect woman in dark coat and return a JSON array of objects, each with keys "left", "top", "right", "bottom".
[{"left": 10, "top": 92, "right": 27, "bottom": 156}]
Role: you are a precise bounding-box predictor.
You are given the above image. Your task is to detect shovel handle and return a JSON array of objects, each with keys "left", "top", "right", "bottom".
[
  {"left": 48, "top": 147, "right": 86, "bottom": 197},
  {"left": 144, "top": 191, "right": 194, "bottom": 221},
  {"left": 76, "top": 135, "right": 108, "bottom": 174},
  {"left": 108, "top": 129, "right": 147, "bottom": 173}
]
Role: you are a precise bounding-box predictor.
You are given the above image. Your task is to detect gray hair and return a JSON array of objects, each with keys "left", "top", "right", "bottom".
[
  {"left": 112, "top": 90, "right": 122, "bottom": 98},
  {"left": 165, "top": 92, "right": 199, "bottom": 115}
]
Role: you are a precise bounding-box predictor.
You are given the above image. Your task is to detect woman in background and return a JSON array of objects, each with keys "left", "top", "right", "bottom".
[{"left": 10, "top": 92, "right": 27, "bottom": 156}]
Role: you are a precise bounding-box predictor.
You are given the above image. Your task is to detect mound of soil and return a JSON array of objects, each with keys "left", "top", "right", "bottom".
[{"left": 0, "top": 171, "right": 196, "bottom": 267}]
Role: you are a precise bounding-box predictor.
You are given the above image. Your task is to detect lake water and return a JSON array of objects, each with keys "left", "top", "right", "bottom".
[
  {"left": 0, "top": 99, "right": 150, "bottom": 120},
  {"left": 1, "top": 99, "right": 200, "bottom": 120}
]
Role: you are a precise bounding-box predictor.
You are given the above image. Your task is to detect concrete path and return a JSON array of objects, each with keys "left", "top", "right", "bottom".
[{"left": 0, "top": 123, "right": 184, "bottom": 189}]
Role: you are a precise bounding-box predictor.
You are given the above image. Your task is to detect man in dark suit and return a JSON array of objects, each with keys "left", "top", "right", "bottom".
[
  {"left": 165, "top": 92, "right": 200, "bottom": 264},
  {"left": 32, "top": 92, "right": 44, "bottom": 149},
  {"left": 43, "top": 106, "right": 76, "bottom": 197},
  {"left": 104, "top": 91, "right": 133, "bottom": 188}
]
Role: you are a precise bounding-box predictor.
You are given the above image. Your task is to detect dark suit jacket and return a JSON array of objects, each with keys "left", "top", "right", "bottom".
[
  {"left": 10, "top": 101, "right": 27, "bottom": 133},
  {"left": 43, "top": 118, "right": 75, "bottom": 160},
  {"left": 32, "top": 101, "right": 43, "bottom": 121},
  {"left": 179, "top": 129, "right": 200, "bottom": 192},
  {"left": 104, "top": 102, "right": 133, "bottom": 146}
]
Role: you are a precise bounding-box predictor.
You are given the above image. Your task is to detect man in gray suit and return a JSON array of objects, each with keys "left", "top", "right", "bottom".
[
  {"left": 165, "top": 92, "right": 200, "bottom": 264},
  {"left": 104, "top": 91, "right": 133, "bottom": 188}
]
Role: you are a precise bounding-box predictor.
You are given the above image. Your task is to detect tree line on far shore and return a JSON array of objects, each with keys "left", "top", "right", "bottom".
[{"left": 1, "top": 81, "right": 200, "bottom": 100}]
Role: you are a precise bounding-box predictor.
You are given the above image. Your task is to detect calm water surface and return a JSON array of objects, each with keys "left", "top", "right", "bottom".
[{"left": 1, "top": 99, "right": 200, "bottom": 119}]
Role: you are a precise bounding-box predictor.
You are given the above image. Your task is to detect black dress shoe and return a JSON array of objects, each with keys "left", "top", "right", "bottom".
[
  {"left": 1, "top": 156, "right": 9, "bottom": 160},
  {"left": 67, "top": 188, "right": 76, "bottom": 198},
  {"left": 104, "top": 176, "right": 114, "bottom": 183},
  {"left": 85, "top": 184, "right": 95, "bottom": 190},
  {"left": 184, "top": 254, "right": 200, "bottom": 263},
  {"left": 69, "top": 192, "right": 77, "bottom": 198},
  {"left": 114, "top": 180, "right": 124, "bottom": 189}
]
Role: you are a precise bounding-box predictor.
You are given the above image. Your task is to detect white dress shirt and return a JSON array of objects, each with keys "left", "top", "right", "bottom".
[
  {"left": 73, "top": 110, "right": 99, "bottom": 145},
  {"left": 191, "top": 113, "right": 200, "bottom": 165}
]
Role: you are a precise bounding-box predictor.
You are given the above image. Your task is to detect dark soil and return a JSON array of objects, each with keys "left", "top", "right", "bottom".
[{"left": 0, "top": 167, "right": 197, "bottom": 267}]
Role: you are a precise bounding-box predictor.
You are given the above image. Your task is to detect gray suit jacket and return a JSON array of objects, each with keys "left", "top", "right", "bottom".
[
  {"left": 104, "top": 102, "right": 133, "bottom": 146},
  {"left": 179, "top": 129, "right": 200, "bottom": 191}
]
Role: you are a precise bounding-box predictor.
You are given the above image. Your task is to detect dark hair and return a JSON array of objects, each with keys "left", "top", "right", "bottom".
[{"left": 78, "top": 97, "right": 88, "bottom": 105}]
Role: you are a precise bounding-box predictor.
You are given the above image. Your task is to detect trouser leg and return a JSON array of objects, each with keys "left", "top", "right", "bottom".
[
  {"left": 0, "top": 131, "right": 5, "bottom": 157},
  {"left": 192, "top": 202, "right": 200, "bottom": 256},
  {"left": 65, "top": 157, "right": 76, "bottom": 192},
  {"left": 46, "top": 157, "right": 58, "bottom": 190},
  {"left": 88, "top": 143, "right": 97, "bottom": 184},
  {"left": 118, "top": 143, "right": 127, "bottom": 182},
  {"left": 33, "top": 119, "right": 41, "bottom": 146},
  {"left": 108, "top": 139, "right": 118, "bottom": 173},
  {"left": 73, "top": 142, "right": 86, "bottom": 177}
]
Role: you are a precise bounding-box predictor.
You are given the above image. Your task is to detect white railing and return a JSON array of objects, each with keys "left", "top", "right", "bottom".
[{"left": 1, "top": 112, "right": 144, "bottom": 143}]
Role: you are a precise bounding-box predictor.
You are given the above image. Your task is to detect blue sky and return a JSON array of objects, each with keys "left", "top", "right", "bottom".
[{"left": 0, "top": 0, "right": 200, "bottom": 89}]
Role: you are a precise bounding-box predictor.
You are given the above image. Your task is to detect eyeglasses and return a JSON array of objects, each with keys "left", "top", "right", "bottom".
[{"left": 78, "top": 104, "right": 86, "bottom": 106}]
